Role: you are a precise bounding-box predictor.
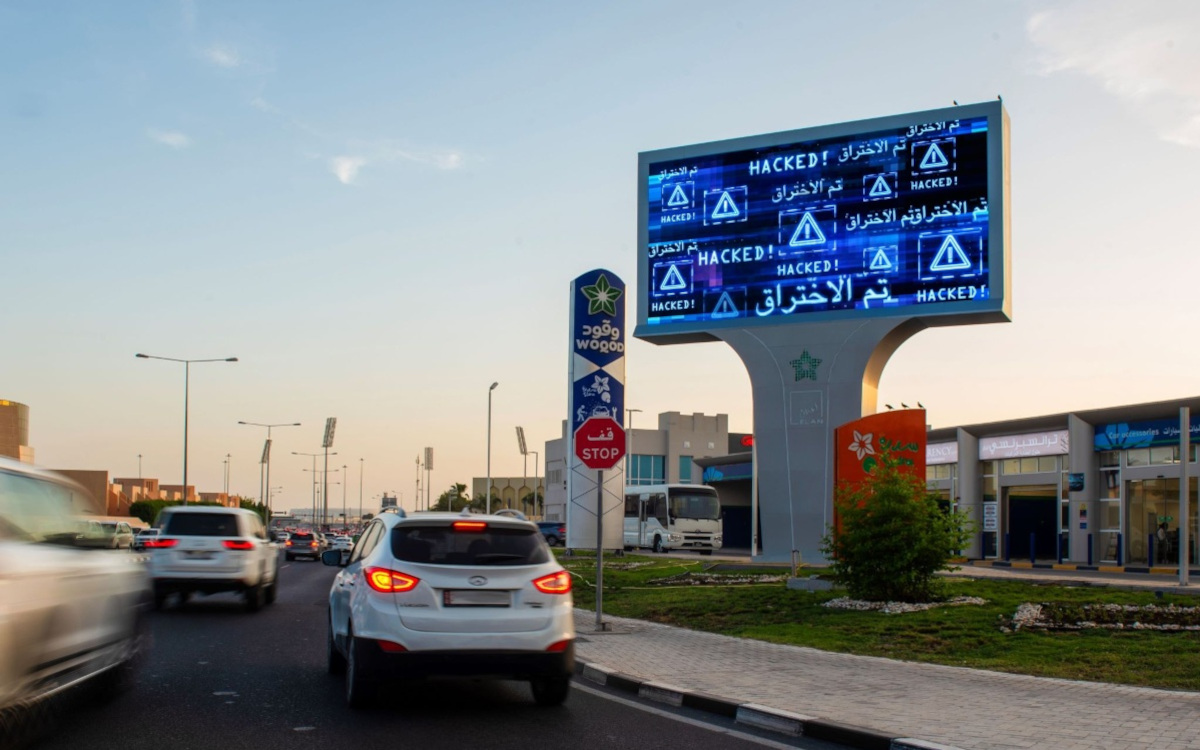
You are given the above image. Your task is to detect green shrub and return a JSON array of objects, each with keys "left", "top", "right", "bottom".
[{"left": 820, "top": 452, "right": 974, "bottom": 603}]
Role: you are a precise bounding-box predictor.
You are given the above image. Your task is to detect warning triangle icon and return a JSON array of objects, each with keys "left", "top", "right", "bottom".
[
  {"left": 868, "top": 175, "right": 892, "bottom": 197},
  {"left": 660, "top": 264, "right": 688, "bottom": 291},
  {"left": 711, "top": 291, "right": 739, "bottom": 319},
  {"left": 929, "top": 235, "right": 971, "bottom": 271},
  {"left": 919, "top": 142, "right": 950, "bottom": 170},
  {"left": 869, "top": 247, "right": 893, "bottom": 271},
  {"left": 667, "top": 184, "right": 689, "bottom": 207},
  {"left": 711, "top": 191, "right": 740, "bottom": 220},
  {"left": 788, "top": 212, "right": 826, "bottom": 247}
]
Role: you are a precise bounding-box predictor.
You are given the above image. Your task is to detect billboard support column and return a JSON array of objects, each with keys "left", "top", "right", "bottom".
[{"left": 717, "top": 317, "right": 924, "bottom": 563}]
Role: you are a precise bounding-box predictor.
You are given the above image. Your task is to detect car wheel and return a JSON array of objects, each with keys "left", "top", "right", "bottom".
[
  {"left": 327, "top": 614, "right": 346, "bottom": 675},
  {"left": 546, "top": 535, "right": 558, "bottom": 547},
  {"left": 265, "top": 577, "right": 278, "bottom": 605},
  {"left": 345, "top": 628, "right": 375, "bottom": 708},
  {"left": 652, "top": 536, "right": 664, "bottom": 554},
  {"left": 244, "top": 584, "right": 264, "bottom": 613},
  {"left": 152, "top": 585, "right": 167, "bottom": 611},
  {"left": 530, "top": 676, "right": 570, "bottom": 706},
  {"left": 177, "top": 591, "right": 191, "bottom": 609},
  {"left": 98, "top": 606, "right": 151, "bottom": 698}
]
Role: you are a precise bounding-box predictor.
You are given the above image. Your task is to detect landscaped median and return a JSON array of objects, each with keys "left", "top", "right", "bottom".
[{"left": 558, "top": 551, "right": 1200, "bottom": 691}]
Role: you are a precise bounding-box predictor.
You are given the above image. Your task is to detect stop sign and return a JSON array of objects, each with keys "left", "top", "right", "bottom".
[{"left": 574, "top": 416, "right": 626, "bottom": 470}]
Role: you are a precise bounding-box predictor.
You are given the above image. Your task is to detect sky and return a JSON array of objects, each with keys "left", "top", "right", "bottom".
[{"left": 4, "top": 0, "right": 1200, "bottom": 515}]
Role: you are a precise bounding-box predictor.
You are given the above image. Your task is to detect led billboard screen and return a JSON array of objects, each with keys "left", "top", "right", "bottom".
[{"left": 636, "top": 102, "right": 1009, "bottom": 341}]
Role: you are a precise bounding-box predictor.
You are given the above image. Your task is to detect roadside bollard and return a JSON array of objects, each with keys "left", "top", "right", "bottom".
[
  {"left": 1056, "top": 533, "right": 1062, "bottom": 564},
  {"left": 1029, "top": 533, "right": 1036, "bottom": 564},
  {"left": 1004, "top": 532, "right": 1011, "bottom": 562},
  {"left": 1087, "top": 533, "right": 1093, "bottom": 566},
  {"left": 1117, "top": 532, "right": 1124, "bottom": 567},
  {"left": 1149, "top": 534, "right": 1155, "bottom": 567}
]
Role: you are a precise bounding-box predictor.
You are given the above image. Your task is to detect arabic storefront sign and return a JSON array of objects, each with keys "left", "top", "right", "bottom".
[
  {"left": 1093, "top": 416, "right": 1200, "bottom": 451},
  {"left": 979, "top": 430, "right": 1068, "bottom": 459},
  {"left": 926, "top": 441, "right": 958, "bottom": 465},
  {"left": 982, "top": 502, "right": 998, "bottom": 532}
]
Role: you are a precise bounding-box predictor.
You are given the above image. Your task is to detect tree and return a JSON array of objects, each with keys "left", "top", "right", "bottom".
[
  {"left": 820, "top": 451, "right": 974, "bottom": 603},
  {"left": 432, "top": 483, "right": 472, "bottom": 512},
  {"left": 239, "top": 498, "right": 268, "bottom": 524}
]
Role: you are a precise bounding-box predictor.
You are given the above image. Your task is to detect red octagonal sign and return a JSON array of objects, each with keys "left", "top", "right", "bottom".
[{"left": 574, "top": 416, "right": 626, "bottom": 470}]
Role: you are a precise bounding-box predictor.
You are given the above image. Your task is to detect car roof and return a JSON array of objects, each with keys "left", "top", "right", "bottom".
[{"left": 160, "top": 505, "right": 256, "bottom": 515}]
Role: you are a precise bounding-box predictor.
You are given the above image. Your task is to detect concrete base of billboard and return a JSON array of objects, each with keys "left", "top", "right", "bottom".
[
  {"left": 786, "top": 576, "right": 835, "bottom": 591},
  {"left": 717, "top": 317, "right": 926, "bottom": 564}
]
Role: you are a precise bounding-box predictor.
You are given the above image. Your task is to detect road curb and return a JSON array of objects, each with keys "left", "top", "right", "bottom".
[{"left": 575, "top": 658, "right": 964, "bottom": 750}]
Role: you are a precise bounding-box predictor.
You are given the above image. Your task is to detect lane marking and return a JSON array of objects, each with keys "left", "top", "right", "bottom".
[{"left": 572, "top": 680, "right": 800, "bottom": 749}]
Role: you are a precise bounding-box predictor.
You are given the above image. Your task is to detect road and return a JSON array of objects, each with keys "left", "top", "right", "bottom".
[{"left": 32, "top": 553, "right": 846, "bottom": 750}]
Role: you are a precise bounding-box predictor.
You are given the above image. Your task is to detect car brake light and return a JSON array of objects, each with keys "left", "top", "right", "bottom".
[
  {"left": 145, "top": 538, "right": 178, "bottom": 549},
  {"left": 364, "top": 567, "right": 420, "bottom": 593},
  {"left": 377, "top": 640, "right": 407, "bottom": 653},
  {"left": 452, "top": 521, "right": 487, "bottom": 532},
  {"left": 310, "top": 541, "right": 318, "bottom": 547},
  {"left": 285, "top": 540, "right": 293, "bottom": 547},
  {"left": 222, "top": 540, "right": 254, "bottom": 550},
  {"left": 546, "top": 639, "right": 572, "bottom": 653},
  {"left": 532, "top": 571, "right": 572, "bottom": 594}
]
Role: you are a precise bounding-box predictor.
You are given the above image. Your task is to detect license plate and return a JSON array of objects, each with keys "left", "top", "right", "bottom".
[
  {"left": 186, "top": 551, "right": 214, "bottom": 560},
  {"left": 443, "top": 590, "right": 509, "bottom": 607}
]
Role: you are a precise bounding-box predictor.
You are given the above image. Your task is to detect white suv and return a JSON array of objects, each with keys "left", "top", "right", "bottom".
[
  {"left": 323, "top": 510, "right": 575, "bottom": 707},
  {"left": 148, "top": 506, "right": 279, "bottom": 612},
  {"left": 0, "top": 458, "right": 151, "bottom": 734}
]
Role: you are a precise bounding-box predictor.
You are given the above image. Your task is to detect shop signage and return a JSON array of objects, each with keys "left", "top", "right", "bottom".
[
  {"left": 1093, "top": 416, "right": 1200, "bottom": 451},
  {"left": 927, "top": 441, "right": 958, "bottom": 465},
  {"left": 982, "top": 502, "right": 998, "bottom": 532},
  {"left": 979, "top": 430, "right": 1068, "bottom": 459}
]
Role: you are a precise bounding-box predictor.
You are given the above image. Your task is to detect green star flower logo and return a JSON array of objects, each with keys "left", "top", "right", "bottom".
[
  {"left": 581, "top": 274, "right": 622, "bottom": 316},
  {"left": 790, "top": 350, "right": 822, "bottom": 382}
]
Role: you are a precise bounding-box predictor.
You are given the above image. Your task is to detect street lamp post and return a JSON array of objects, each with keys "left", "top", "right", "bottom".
[
  {"left": 294, "top": 451, "right": 336, "bottom": 529},
  {"left": 358, "top": 458, "right": 364, "bottom": 529},
  {"left": 529, "top": 450, "right": 540, "bottom": 517},
  {"left": 487, "top": 382, "right": 499, "bottom": 514},
  {"left": 239, "top": 421, "right": 300, "bottom": 529},
  {"left": 301, "top": 465, "right": 340, "bottom": 530},
  {"left": 136, "top": 353, "right": 238, "bottom": 504},
  {"left": 342, "top": 464, "right": 348, "bottom": 531},
  {"left": 223, "top": 453, "right": 231, "bottom": 496},
  {"left": 625, "top": 408, "right": 642, "bottom": 482}
]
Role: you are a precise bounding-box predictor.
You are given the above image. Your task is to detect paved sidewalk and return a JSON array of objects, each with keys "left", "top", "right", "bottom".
[{"left": 570, "top": 568, "right": 1200, "bottom": 750}]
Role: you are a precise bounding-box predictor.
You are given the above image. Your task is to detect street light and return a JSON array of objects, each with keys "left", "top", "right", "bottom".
[
  {"left": 529, "top": 449, "right": 540, "bottom": 517},
  {"left": 136, "top": 353, "right": 238, "bottom": 503},
  {"left": 223, "top": 453, "right": 231, "bottom": 495},
  {"left": 303, "top": 466, "right": 341, "bottom": 528},
  {"left": 295, "top": 451, "right": 337, "bottom": 529},
  {"left": 342, "top": 464, "right": 348, "bottom": 531},
  {"left": 239, "top": 421, "right": 300, "bottom": 529},
  {"left": 487, "top": 382, "right": 499, "bottom": 514},
  {"left": 626, "top": 408, "right": 642, "bottom": 482},
  {"left": 358, "top": 458, "right": 364, "bottom": 529}
]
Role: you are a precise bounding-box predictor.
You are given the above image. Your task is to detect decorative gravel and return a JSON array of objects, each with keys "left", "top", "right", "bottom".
[
  {"left": 1010, "top": 602, "right": 1200, "bottom": 631},
  {"left": 647, "top": 571, "right": 788, "bottom": 586},
  {"left": 822, "top": 596, "right": 988, "bottom": 614}
]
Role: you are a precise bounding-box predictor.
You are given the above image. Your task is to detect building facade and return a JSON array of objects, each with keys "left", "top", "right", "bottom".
[
  {"left": 470, "top": 477, "right": 546, "bottom": 515},
  {"left": 543, "top": 411, "right": 739, "bottom": 524},
  {"left": 0, "top": 399, "right": 34, "bottom": 463}
]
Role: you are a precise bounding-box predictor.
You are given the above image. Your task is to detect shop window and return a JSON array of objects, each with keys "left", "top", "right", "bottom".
[
  {"left": 1001, "top": 459, "right": 1020, "bottom": 475},
  {"left": 1020, "top": 457, "right": 1039, "bottom": 473},
  {"left": 1101, "top": 470, "right": 1120, "bottom": 499},
  {"left": 981, "top": 474, "right": 997, "bottom": 503},
  {"left": 1149, "top": 446, "right": 1176, "bottom": 465},
  {"left": 1100, "top": 500, "right": 1121, "bottom": 529},
  {"left": 980, "top": 461, "right": 997, "bottom": 477},
  {"left": 927, "top": 464, "right": 951, "bottom": 480},
  {"left": 1099, "top": 451, "right": 1120, "bottom": 468},
  {"left": 1038, "top": 456, "right": 1058, "bottom": 473},
  {"left": 1127, "top": 448, "right": 1150, "bottom": 467}
]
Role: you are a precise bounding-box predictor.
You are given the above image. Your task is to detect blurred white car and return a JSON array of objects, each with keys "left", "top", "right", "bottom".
[
  {"left": 331, "top": 535, "right": 353, "bottom": 552},
  {"left": 0, "top": 458, "right": 151, "bottom": 728}
]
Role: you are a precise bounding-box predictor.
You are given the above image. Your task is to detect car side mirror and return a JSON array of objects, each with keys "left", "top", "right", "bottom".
[{"left": 322, "top": 549, "right": 346, "bottom": 567}]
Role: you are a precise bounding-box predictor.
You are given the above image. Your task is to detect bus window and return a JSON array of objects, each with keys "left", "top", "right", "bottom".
[
  {"left": 669, "top": 490, "right": 720, "bottom": 520},
  {"left": 651, "top": 493, "right": 667, "bottom": 526},
  {"left": 624, "top": 494, "right": 639, "bottom": 517}
]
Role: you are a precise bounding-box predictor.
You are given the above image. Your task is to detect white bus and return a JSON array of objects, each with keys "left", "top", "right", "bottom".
[{"left": 623, "top": 483, "right": 722, "bottom": 555}]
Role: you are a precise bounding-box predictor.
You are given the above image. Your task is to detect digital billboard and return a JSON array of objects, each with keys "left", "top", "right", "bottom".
[{"left": 636, "top": 101, "right": 1009, "bottom": 341}]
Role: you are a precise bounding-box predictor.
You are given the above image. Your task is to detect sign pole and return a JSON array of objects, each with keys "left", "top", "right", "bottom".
[
  {"left": 595, "top": 468, "right": 604, "bottom": 631},
  {"left": 1181, "top": 407, "right": 1190, "bottom": 587}
]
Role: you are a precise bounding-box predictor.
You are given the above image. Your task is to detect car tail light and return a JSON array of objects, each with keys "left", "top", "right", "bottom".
[
  {"left": 364, "top": 567, "right": 420, "bottom": 593},
  {"left": 145, "top": 538, "right": 178, "bottom": 549},
  {"left": 309, "top": 541, "right": 318, "bottom": 548},
  {"left": 285, "top": 540, "right": 293, "bottom": 547},
  {"left": 452, "top": 521, "right": 487, "bottom": 532},
  {"left": 377, "top": 640, "right": 407, "bottom": 653},
  {"left": 222, "top": 540, "right": 254, "bottom": 550},
  {"left": 532, "top": 571, "right": 572, "bottom": 594},
  {"left": 546, "top": 639, "right": 572, "bottom": 653}
]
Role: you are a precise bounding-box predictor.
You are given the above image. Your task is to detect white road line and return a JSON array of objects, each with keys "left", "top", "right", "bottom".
[{"left": 572, "top": 680, "right": 799, "bottom": 749}]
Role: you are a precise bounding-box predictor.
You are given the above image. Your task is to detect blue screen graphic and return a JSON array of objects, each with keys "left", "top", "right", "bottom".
[{"left": 643, "top": 114, "right": 995, "bottom": 329}]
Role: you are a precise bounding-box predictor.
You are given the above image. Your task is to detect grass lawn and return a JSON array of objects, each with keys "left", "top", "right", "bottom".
[{"left": 559, "top": 552, "right": 1200, "bottom": 691}]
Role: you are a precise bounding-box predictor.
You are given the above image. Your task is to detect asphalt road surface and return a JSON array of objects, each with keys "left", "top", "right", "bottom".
[{"left": 30, "top": 553, "right": 846, "bottom": 750}]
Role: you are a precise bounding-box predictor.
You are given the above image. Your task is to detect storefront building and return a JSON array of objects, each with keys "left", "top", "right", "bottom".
[{"left": 926, "top": 396, "right": 1199, "bottom": 566}]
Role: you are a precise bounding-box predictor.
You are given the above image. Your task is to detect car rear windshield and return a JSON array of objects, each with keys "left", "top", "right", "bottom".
[
  {"left": 164, "top": 512, "right": 241, "bottom": 536},
  {"left": 390, "top": 525, "right": 549, "bottom": 566},
  {"left": 291, "top": 533, "right": 314, "bottom": 542}
]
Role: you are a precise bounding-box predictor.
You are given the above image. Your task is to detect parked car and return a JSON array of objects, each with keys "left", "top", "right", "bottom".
[
  {"left": 285, "top": 532, "right": 322, "bottom": 561},
  {"left": 133, "top": 527, "right": 161, "bottom": 551},
  {"left": 146, "top": 506, "right": 279, "bottom": 612},
  {"left": 0, "top": 458, "right": 152, "bottom": 735},
  {"left": 100, "top": 521, "right": 135, "bottom": 550},
  {"left": 323, "top": 510, "right": 574, "bottom": 707},
  {"left": 536, "top": 521, "right": 566, "bottom": 547}
]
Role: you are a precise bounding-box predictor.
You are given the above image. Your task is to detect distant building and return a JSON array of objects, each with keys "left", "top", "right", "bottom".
[
  {"left": 0, "top": 399, "right": 34, "bottom": 463},
  {"left": 470, "top": 477, "right": 546, "bottom": 515}
]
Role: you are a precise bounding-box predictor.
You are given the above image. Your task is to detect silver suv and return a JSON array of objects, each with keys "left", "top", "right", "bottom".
[
  {"left": 148, "top": 506, "right": 280, "bottom": 612},
  {"left": 0, "top": 458, "right": 151, "bottom": 736}
]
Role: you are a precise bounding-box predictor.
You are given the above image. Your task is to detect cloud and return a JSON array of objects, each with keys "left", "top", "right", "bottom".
[
  {"left": 330, "top": 156, "right": 367, "bottom": 184},
  {"left": 203, "top": 44, "right": 241, "bottom": 68},
  {"left": 1027, "top": 1, "right": 1200, "bottom": 147},
  {"left": 147, "top": 129, "right": 193, "bottom": 149},
  {"left": 378, "top": 145, "right": 467, "bottom": 170}
]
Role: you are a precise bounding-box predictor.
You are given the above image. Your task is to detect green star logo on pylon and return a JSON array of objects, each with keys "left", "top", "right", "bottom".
[
  {"left": 581, "top": 274, "right": 622, "bottom": 316},
  {"left": 790, "top": 350, "right": 822, "bottom": 382}
]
